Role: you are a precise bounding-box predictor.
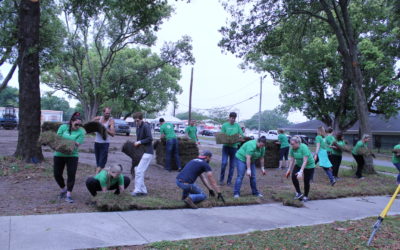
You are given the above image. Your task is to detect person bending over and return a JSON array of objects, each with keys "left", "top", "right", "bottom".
[
  {"left": 176, "top": 150, "right": 224, "bottom": 209},
  {"left": 86, "top": 164, "right": 130, "bottom": 196}
]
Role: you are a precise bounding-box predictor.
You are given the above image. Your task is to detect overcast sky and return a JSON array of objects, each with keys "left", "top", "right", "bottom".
[{"left": 2, "top": 0, "right": 307, "bottom": 123}]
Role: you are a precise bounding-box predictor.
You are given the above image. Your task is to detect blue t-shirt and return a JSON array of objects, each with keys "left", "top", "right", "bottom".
[{"left": 176, "top": 158, "right": 212, "bottom": 184}]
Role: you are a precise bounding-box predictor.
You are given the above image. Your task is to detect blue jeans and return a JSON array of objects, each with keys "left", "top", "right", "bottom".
[
  {"left": 394, "top": 163, "right": 400, "bottom": 184},
  {"left": 166, "top": 138, "right": 181, "bottom": 170},
  {"left": 94, "top": 142, "right": 109, "bottom": 168},
  {"left": 176, "top": 179, "right": 207, "bottom": 203},
  {"left": 220, "top": 146, "right": 237, "bottom": 184},
  {"left": 322, "top": 167, "right": 335, "bottom": 183},
  {"left": 233, "top": 157, "right": 259, "bottom": 196}
]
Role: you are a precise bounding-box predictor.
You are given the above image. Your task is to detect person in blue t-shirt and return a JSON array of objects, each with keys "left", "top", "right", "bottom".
[{"left": 176, "top": 150, "right": 225, "bottom": 208}]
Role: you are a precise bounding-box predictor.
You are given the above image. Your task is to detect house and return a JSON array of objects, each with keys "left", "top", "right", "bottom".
[{"left": 283, "top": 115, "right": 400, "bottom": 149}]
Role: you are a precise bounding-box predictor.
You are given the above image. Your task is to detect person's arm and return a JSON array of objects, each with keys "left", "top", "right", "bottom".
[
  {"left": 74, "top": 128, "right": 85, "bottom": 147},
  {"left": 200, "top": 173, "right": 213, "bottom": 191},
  {"left": 205, "top": 171, "right": 221, "bottom": 193},
  {"left": 92, "top": 116, "right": 101, "bottom": 122},
  {"left": 107, "top": 119, "right": 115, "bottom": 137},
  {"left": 296, "top": 156, "right": 309, "bottom": 179},
  {"left": 160, "top": 126, "right": 165, "bottom": 139},
  {"left": 118, "top": 175, "right": 125, "bottom": 192},
  {"left": 314, "top": 140, "right": 320, "bottom": 160},
  {"left": 245, "top": 155, "right": 252, "bottom": 176},
  {"left": 56, "top": 124, "right": 66, "bottom": 136},
  {"left": 260, "top": 157, "right": 266, "bottom": 175},
  {"left": 136, "top": 124, "right": 153, "bottom": 146}
]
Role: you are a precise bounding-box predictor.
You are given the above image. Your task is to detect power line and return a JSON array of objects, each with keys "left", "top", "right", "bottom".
[{"left": 200, "top": 78, "right": 259, "bottom": 101}]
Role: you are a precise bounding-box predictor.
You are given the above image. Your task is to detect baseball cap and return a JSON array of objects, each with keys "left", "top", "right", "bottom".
[{"left": 199, "top": 150, "right": 212, "bottom": 158}]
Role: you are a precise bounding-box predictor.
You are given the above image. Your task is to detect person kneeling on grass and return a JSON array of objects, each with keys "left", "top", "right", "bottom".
[
  {"left": 286, "top": 136, "right": 316, "bottom": 202},
  {"left": 176, "top": 150, "right": 225, "bottom": 209},
  {"left": 86, "top": 164, "right": 130, "bottom": 196}
]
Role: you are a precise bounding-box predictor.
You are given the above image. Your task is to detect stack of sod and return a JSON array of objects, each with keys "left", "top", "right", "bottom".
[
  {"left": 215, "top": 132, "right": 240, "bottom": 144},
  {"left": 155, "top": 137, "right": 199, "bottom": 170},
  {"left": 83, "top": 121, "right": 107, "bottom": 140},
  {"left": 41, "top": 122, "right": 63, "bottom": 132},
  {"left": 39, "top": 131, "right": 76, "bottom": 154},
  {"left": 121, "top": 140, "right": 145, "bottom": 176},
  {"left": 256, "top": 139, "right": 280, "bottom": 168}
]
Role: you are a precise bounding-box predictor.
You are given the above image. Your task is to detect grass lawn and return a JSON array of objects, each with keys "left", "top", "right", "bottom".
[{"left": 96, "top": 215, "right": 400, "bottom": 249}]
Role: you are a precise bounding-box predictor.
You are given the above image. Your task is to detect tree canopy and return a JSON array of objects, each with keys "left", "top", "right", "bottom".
[
  {"left": 176, "top": 111, "right": 209, "bottom": 121},
  {"left": 41, "top": 93, "right": 70, "bottom": 121},
  {"left": 0, "top": 86, "right": 18, "bottom": 107},
  {"left": 244, "top": 110, "right": 291, "bottom": 131}
]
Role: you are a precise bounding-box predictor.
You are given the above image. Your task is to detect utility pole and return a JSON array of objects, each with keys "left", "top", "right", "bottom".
[
  {"left": 188, "top": 67, "right": 194, "bottom": 124},
  {"left": 258, "top": 76, "right": 263, "bottom": 138}
]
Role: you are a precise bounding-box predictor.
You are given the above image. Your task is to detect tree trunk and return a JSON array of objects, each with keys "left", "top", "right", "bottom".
[
  {"left": 14, "top": 0, "right": 44, "bottom": 162},
  {"left": 82, "top": 100, "right": 99, "bottom": 122}
]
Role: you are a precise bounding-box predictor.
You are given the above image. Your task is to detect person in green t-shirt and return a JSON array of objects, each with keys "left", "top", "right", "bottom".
[
  {"left": 86, "top": 164, "right": 130, "bottom": 196},
  {"left": 233, "top": 137, "right": 266, "bottom": 198},
  {"left": 160, "top": 118, "right": 181, "bottom": 171},
  {"left": 391, "top": 143, "right": 400, "bottom": 184},
  {"left": 286, "top": 136, "right": 315, "bottom": 202},
  {"left": 275, "top": 129, "right": 290, "bottom": 169},
  {"left": 329, "top": 132, "right": 346, "bottom": 178},
  {"left": 352, "top": 134, "right": 370, "bottom": 179},
  {"left": 315, "top": 126, "right": 336, "bottom": 186},
  {"left": 220, "top": 112, "right": 244, "bottom": 186},
  {"left": 325, "top": 127, "right": 335, "bottom": 165},
  {"left": 185, "top": 120, "right": 198, "bottom": 143},
  {"left": 53, "top": 112, "right": 86, "bottom": 203}
]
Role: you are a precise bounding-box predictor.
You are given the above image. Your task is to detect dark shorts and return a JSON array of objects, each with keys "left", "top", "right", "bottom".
[{"left": 279, "top": 146, "right": 289, "bottom": 160}]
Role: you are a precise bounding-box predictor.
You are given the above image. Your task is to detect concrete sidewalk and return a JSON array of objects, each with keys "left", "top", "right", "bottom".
[{"left": 1, "top": 196, "right": 400, "bottom": 250}]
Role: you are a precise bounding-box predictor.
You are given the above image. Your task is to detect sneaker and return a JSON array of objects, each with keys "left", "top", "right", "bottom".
[
  {"left": 65, "top": 196, "right": 74, "bottom": 203},
  {"left": 255, "top": 193, "right": 263, "bottom": 198},
  {"left": 131, "top": 192, "right": 147, "bottom": 197},
  {"left": 302, "top": 196, "right": 310, "bottom": 202},
  {"left": 233, "top": 194, "right": 240, "bottom": 199},
  {"left": 294, "top": 192, "right": 304, "bottom": 200},
  {"left": 184, "top": 197, "right": 198, "bottom": 209},
  {"left": 218, "top": 181, "right": 225, "bottom": 186},
  {"left": 331, "top": 179, "right": 337, "bottom": 186},
  {"left": 226, "top": 182, "right": 232, "bottom": 186},
  {"left": 58, "top": 190, "right": 67, "bottom": 199}
]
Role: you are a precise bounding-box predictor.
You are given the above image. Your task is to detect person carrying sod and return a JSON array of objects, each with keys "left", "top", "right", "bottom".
[
  {"left": 176, "top": 150, "right": 224, "bottom": 209},
  {"left": 233, "top": 136, "right": 266, "bottom": 198},
  {"left": 275, "top": 129, "right": 290, "bottom": 169},
  {"left": 92, "top": 107, "right": 115, "bottom": 174},
  {"left": 185, "top": 120, "right": 199, "bottom": 143},
  {"left": 53, "top": 112, "right": 85, "bottom": 203},
  {"left": 220, "top": 112, "right": 244, "bottom": 186},
  {"left": 86, "top": 164, "right": 131, "bottom": 196},
  {"left": 286, "top": 136, "right": 316, "bottom": 202},
  {"left": 160, "top": 118, "right": 182, "bottom": 171}
]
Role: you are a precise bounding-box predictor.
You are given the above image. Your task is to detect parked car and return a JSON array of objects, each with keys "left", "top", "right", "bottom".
[
  {"left": 114, "top": 119, "right": 131, "bottom": 136},
  {"left": 200, "top": 129, "right": 215, "bottom": 136},
  {"left": 175, "top": 125, "right": 186, "bottom": 134}
]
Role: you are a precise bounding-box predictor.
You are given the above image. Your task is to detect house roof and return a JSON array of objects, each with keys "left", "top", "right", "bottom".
[{"left": 284, "top": 115, "right": 400, "bottom": 135}]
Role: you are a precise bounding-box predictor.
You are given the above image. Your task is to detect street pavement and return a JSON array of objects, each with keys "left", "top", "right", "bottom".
[{"left": 1, "top": 195, "right": 400, "bottom": 250}]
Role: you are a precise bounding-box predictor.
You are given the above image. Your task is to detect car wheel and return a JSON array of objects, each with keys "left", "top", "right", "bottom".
[{"left": 126, "top": 133, "right": 130, "bottom": 136}]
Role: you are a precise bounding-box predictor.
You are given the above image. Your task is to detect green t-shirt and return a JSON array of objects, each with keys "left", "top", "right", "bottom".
[
  {"left": 315, "top": 135, "right": 328, "bottom": 150},
  {"left": 289, "top": 143, "right": 315, "bottom": 169},
  {"left": 185, "top": 126, "right": 198, "bottom": 142},
  {"left": 278, "top": 133, "right": 289, "bottom": 148},
  {"left": 352, "top": 140, "right": 367, "bottom": 155},
  {"left": 332, "top": 140, "right": 346, "bottom": 156},
  {"left": 392, "top": 144, "right": 400, "bottom": 164},
  {"left": 94, "top": 170, "right": 124, "bottom": 188},
  {"left": 221, "top": 122, "right": 244, "bottom": 148},
  {"left": 160, "top": 122, "right": 177, "bottom": 140},
  {"left": 54, "top": 124, "right": 85, "bottom": 157},
  {"left": 325, "top": 135, "right": 335, "bottom": 153},
  {"left": 235, "top": 140, "right": 265, "bottom": 162}
]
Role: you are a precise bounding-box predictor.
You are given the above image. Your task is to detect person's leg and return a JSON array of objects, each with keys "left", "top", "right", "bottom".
[
  {"left": 227, "top": 147, "right": 237, "bottom": 185},
  {"left": 173, "top": 138, "right": 181, "bottom": 170},
  {"left": 98, "top": 143, "right": 109, "bottom": 169},
  {"left": 394, "top": 163, "right": 400, "bottom": 184},
  {"left": 284, "top": 147, "right": 289, "bottom": 168},
  {"left": 133, "top": 153, "right": 153, "bottom": 194},
  {"left": 65, "top": 157, "right": 79, "bottom": 201},
  {"left": 187, "top": 183, "right": 207, "bottom": 203},
  {"left": 303, "top": 168, "right": 314, "bottom": 197},
  {"left": 279, "top": 148, "right": 284, "bottom": 168},
  {"left": 233, "top": 158, "right": 246, "bottom": 196},
  {"left": 353, "top": 154, "right": 364, "bottom": 178},
  {"left": 53, "top": 156, "right": 67, "bottom": 192},
  {"left": 176, "top": 179, "right": 190, "bottom": 200},
  {"left": 322, "top": 167, "right": 335, "bottom": 184},
  {"left": 94, "top": 142, "right": 100, "bottom": 167},
  {"left": 165, "top": 139, "right": 173, "bottom": 171},
  {"left": 249, "top": 163, "right": 260, "bottom": 196},
  {"left": 331, "top": 155, "right": 341, "bottom": 177},
  {"left": 291, "top": 165, "right": 302, "bottom": 194},
  {"left": 86, "top": 177, "right": 102, "bottom": 196},
  {"left": 220, "top": 146, "right": 229, "bottom": 184}
]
